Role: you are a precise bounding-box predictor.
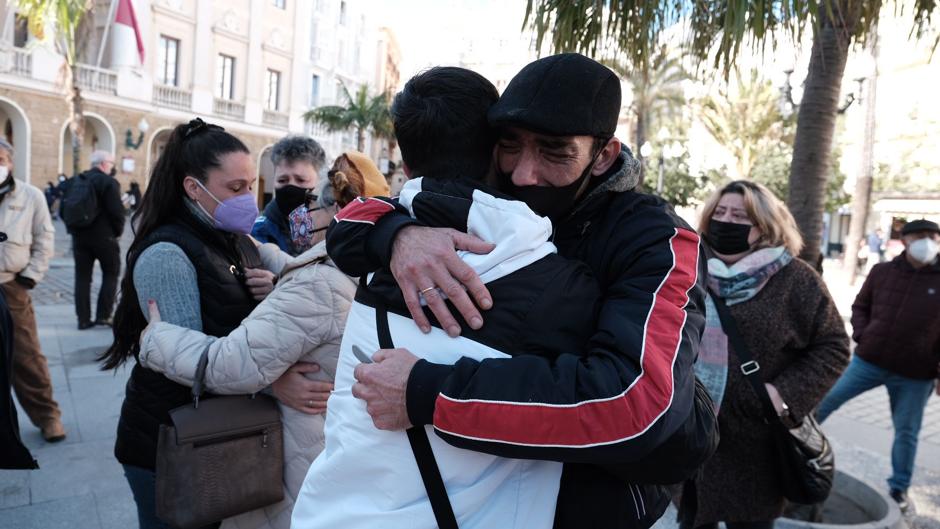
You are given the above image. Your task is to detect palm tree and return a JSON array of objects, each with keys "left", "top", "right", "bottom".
[
  {"left": 605, "top": 44, "right": 689, "bottom": 186},
  {"left": 303, "top": 82, "right": 393, "bottom": 153},
  {"left": 699, "top": 69, "right": 793, "bottom": 180},
  {"left": 523, "top": 0, "right": 938, "bottom": 265},
  {"left": 16, "top": 0, "right": 95, "bottom": 176}
]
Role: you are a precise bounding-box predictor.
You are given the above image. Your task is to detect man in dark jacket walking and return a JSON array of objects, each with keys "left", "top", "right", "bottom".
[
  {"left": 65, "top": 150, "right": 125, "bottom": 329},
  {"left": 818, "top": 218, "right": 940, "bottom": 513},
  {"left": 326, "top": 54, "right": 713, "bottom": 528}
]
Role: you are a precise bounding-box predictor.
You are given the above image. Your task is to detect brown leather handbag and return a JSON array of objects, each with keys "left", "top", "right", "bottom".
[{"left": 155, "top": 348, "right": 284, "bottom": 529}]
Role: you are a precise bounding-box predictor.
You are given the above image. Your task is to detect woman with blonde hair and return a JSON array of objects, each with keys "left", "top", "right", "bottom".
[
  {"left": 682, "top": 180, "right": 850, "bottom": 529},
  {"left": 135, "top": 152, "right": 389, "bottom": 529}
]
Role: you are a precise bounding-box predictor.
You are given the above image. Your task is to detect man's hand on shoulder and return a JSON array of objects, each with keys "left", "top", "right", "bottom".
[
  {"left": 352, "top": 348, "right": 420, "bottom": 431},
  {"left": 391, "top": 225, "right": 495, "bottom": 337}
]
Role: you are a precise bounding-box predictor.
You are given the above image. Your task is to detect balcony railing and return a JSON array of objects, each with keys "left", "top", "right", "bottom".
[
  {"left": 213, "top": 98, "right": 245, "bottom": 120},
  {"left": 74, "top": 63, "right": 117, "bottom": 95},
  {"left": 153, "top": 84, "right": 192, "bottom": 111},
  {"left": 262, "top": 109, "right": 289, "bottom": 129},
  {"left": 0, "top": 46, "right": 32, "bottom": 77}
]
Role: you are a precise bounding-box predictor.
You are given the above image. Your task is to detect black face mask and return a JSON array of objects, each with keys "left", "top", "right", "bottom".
[
  {"left": 274, "top": 184, "right": 309, "bottom": 215},
  {"left": 706, "top": 219, "right": 753, "bottom": 255},
  {"left": 109, "top": 167, "right": 117, "bottom": 177},
  {"left": 498, "top": 148, "right": 603, "bottom": 222}
]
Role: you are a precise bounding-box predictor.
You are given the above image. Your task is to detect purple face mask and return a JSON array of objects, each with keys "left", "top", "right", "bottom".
[{"left": 194, "top": 179, "right": 259, "bottom": 235}]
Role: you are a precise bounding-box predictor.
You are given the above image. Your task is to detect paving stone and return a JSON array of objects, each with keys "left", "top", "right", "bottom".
[
  {"left": 0, "top": 470, "right": 30, "bottom": 509},
  {"left": 25, "top": 438, "right": 128, "bottom": 505},
  {"left": 0, "top": 494, "right": 101, "bottom": 529}
]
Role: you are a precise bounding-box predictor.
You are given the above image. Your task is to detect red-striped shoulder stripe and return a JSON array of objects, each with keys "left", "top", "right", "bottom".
[
  {"left": 432, "top": 228, "right": 700, "bottom": 448},
  {"left": 334, "top": 197, "right": 394, "bottom": 225}
]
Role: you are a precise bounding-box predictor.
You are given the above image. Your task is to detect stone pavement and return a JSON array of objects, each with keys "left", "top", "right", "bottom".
[{"left": 2, "top": 234, "right": 939, "bottom": 528}]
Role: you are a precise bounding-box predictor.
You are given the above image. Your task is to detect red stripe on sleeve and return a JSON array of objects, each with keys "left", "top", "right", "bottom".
[
  {"left": 333, "top": 197, "right": 394, "bottom": 225},
  {"left": 432, "top": 228, "right": 700, "bottom": 448}
]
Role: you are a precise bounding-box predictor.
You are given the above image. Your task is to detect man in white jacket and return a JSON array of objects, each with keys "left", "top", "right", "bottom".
[{"left": 0, "top": 138, "right": 62, "bottom": 442}]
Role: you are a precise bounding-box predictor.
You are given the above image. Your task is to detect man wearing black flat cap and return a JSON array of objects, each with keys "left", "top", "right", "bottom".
[
  {"left": 818, "top": 218, "right": 940, "bottom": 513},
  {"left": 326, "top": 53, "right": 715, "bottom": 528}
]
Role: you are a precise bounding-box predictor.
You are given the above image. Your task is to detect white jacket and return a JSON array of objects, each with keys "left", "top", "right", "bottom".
[
  {"left": 291, "top": 179, "right": 564, "bottom": 529},
  {"left": 139, "top": 241, "right": 356, "bottom": 529},
  {"left": 0, "top": 181, "right": 54, "bottom": 284}
]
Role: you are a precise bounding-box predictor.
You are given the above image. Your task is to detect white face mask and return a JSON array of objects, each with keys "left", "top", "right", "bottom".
[
  {"left": 908, "top": 238, "right": 939, "bottom": 264},
  {"left": 0, "top": 165, "right": 9, "bottom": 181}
]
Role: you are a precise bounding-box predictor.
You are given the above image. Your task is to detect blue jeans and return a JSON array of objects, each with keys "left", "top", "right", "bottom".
[
  {"left": 123, "top": 465, "right": 221, "bottom": 529},
  {"left": 123, "top": 465, "right": 172, "bottom": 529},
  {"left": 817, "top": 356, "right": 935, "bottom": 491}
]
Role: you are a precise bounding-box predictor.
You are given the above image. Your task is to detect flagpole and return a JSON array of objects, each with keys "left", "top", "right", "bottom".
[{"left": 95, "top": 0, "right": 119, "bottom": 68}]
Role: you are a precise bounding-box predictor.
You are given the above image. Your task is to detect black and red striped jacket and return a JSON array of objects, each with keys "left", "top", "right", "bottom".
[{"left": 326, "top": 148, "right": 713, "bottom": 529}]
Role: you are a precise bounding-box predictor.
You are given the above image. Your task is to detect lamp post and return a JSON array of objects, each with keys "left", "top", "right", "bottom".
[{"left": 125, "top": 118, "right": 150, "bottom": 150}]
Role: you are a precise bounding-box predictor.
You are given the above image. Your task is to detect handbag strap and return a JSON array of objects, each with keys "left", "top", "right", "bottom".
[
  {"left": 708, "top": 289, "right": 780, "bottom": 422},
  {"left": 374, "top": 298, "right": 459, "bottom": 529},
  {"left": 191, "top": 345, "right": 211, "bottom": 408}
]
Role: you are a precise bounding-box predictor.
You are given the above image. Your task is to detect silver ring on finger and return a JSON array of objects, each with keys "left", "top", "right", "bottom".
[{"left": 307, "top": 400, "right": 314, "bottom": 407}]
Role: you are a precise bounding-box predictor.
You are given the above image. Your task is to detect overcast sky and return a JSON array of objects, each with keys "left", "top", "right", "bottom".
[{"left": 363, "top": 0, "right": 533, "bottom": 85}]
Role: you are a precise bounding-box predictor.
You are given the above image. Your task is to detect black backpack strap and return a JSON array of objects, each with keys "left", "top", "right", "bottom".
[
  {"left": 373, "top": 297, "right": 459, "bottom": 529},
  {"left": 708, "top": 289, "right": 780, "bottom": 421}
]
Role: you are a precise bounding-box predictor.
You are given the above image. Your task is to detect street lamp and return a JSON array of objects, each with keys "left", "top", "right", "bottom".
[
  {"left": 125, "top": 118, "right": 150, "bottom": 150},
  {"left": 655, "top": 127, "right": 670, "bottom": 194}
]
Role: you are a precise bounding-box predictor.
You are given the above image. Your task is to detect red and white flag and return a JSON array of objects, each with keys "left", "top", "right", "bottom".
[{"left": 114, "top": 0, "right": 144, "bottom": 64}]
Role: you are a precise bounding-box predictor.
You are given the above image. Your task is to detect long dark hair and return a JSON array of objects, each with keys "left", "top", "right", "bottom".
[{"left": 99, "top": 119, "right": 249, "bottom": 370}]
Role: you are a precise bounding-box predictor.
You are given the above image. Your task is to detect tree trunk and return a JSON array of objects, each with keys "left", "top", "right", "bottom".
[
  {"left": 66, "top": 65, "right": 85, "bottom": 176},
  {"left": 635, "top": 107, "right": 647, "bottom": 188},
  {"left": 357, "top": 126, "right": 366, "bottom": 153},
  {"left": 786, "top": 2, "right": 858, "bottom": 266},
  {"left": 842, "top": 31, "right": 879, "bottom": 284}
]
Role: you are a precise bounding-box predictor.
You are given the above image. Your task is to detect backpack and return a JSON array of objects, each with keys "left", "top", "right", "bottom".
[{"left": 61, "top": 173, "right": 100, "bottom": 229}]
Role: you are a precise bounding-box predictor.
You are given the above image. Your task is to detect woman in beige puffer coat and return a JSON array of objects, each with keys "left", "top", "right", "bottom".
[{"left": 137, "top": 152, "right": 389, "bottom": 529}]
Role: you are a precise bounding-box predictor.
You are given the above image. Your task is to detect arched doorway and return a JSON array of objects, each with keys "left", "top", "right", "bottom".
[
  {"left": 145, "top": 126, "right": 174, "bottom": 185},
  {"left": 257, "top": 145, "right": 275, "bottom": 208},
  {"left": 0, "top": 97, "right": 31, "bottom": 183},
  {"left": 59, "top": 112, "right": 116, "bottom": 176}
]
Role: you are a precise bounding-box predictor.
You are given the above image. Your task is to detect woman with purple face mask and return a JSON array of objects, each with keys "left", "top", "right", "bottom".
[{"left": 98, "top": 119, "right": 286, "bottom": 529}]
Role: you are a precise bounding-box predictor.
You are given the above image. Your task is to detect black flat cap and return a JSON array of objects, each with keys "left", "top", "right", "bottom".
[
  {"left": 901, "top": 219, "right": 940, "bottom": 236},
  {"left": 488, "top": 53, "right": 621, "bottom": 137}
]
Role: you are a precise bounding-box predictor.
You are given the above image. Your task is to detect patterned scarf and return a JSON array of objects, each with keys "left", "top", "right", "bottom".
[{"left": 694, "top": 247, "right": 793, "bottom": 413}]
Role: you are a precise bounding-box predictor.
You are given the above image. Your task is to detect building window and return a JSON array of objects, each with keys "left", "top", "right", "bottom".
[
  {"left": 310, "top": 74, "right": 320, "bottom": 106},
  {"left": 216, "top": 54, "right": 235, "bottom": 100},
  {"left": 265, "top": 69, "right": 281, "bottom": 111},
  {"left": 13, "top": 15, "right": 29, "bottom": 48},
  {"left": 309, "top": 19, "right": 319, "bottom": 61},
  {"left": 273, "top": 0, "right": 285, "bottom": 8},
  {"left": 157, "top": 35, "right": 180, "bottom": 86},
  {"left": 339, "top": 1, "right": 347, "bottom": 25}
]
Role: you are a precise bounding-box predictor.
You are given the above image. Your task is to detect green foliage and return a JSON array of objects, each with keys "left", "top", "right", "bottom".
[
  {"left": 303, "top": 83, "right": 393, "bottom": 151},
  {"left": 524, "top": 1, "right": 937, "bottom": 74},
  {"left": 699, "top": 70, "right": 793, "bottom": 180},
  {"left": 15, "top": 0, "right": 93, "bottom": 66}
]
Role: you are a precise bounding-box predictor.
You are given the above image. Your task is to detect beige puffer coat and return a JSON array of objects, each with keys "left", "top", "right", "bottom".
[
  {"left": 139, "top": 240, "right": 356, "bottom": 529},
  {"left": 0, "top": 181, "right": 54, "bottom": 284}
]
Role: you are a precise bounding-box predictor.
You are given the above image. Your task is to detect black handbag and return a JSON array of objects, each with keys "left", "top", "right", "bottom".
[
  {"left": 710, "top": 291, "right": 834, "bottom": 505},
  {"left": 155, "top": 348, "right": 284, "bottom": 529}
]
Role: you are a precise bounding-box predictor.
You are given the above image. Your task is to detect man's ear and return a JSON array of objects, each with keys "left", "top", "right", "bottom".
[
  {"left": 591, "top": 137, "right": 622, "bottom": 176},
  {"left": 402, "top": 162, "right": 412, "bottom": 178}
]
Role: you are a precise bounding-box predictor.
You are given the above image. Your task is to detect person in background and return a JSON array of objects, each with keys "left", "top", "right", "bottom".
[
  {"left": 866, "top": 228, "right": 885, "bottom": 274},
  {"left": 0, "top": 139, "right": 62, "bottom": 443},
  {"left": 684, "top": 180, "right": 850, "bottom": 529},
  {"left": 128, "top": 182, "right": 142, "bottom": 213},
  {"left": 98, "top": 119, "right": 280, "bottom": 529},
  {"left": 43, "top": 181, "right": 58, "bottom": 215},
  {"left": 64, "top": 150, "right": 126, "bottom": 329},
  {"left": 135, "top": 154, "right": 389, "bottom": 529},
  {"left": 252, "top": 135, "right": 326, "bottom": 255},
  {"left": 817, "top": 219, "right": 940, "bottom": 513}
]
